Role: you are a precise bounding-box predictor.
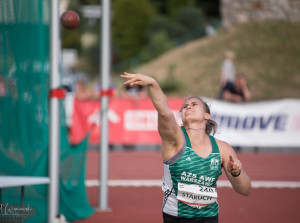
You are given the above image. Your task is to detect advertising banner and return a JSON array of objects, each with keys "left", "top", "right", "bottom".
[
  {"left": 70, "top": 98, "right": 300, "bottom": 147},
  {"left": 69, "top": 98, "right": 184, "bottom": 145},
  {"left": 210, "top": 99, "right": 300, "bottom": 147}
]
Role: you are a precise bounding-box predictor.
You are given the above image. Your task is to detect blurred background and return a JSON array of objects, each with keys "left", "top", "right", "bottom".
[
  {"left": 60, "top": 0, "right": 300, "bottom": 100},
  {"left": 1, "top": 0, "right": 300, "bottom": 223}
]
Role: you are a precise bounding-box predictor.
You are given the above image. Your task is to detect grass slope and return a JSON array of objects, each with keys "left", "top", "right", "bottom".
[{"left": 134, "top": 21, "right": 300, "bottom": 100}]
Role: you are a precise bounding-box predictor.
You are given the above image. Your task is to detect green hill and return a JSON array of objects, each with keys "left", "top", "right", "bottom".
[{"left": 126, "top": 21, "right": 300, "bottom": 101}]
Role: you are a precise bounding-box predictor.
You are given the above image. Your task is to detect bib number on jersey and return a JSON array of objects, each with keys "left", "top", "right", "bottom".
[{"left": 177, "top": 182, "right": 217, "bottom": 209}]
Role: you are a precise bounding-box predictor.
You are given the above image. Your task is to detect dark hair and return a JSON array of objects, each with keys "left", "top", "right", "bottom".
[{"left": 180, "top": 95, "right": 218, "bottom": 135}]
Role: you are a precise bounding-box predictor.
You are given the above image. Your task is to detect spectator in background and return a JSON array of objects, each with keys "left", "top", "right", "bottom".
[
  {"left": 221, "top": 74, "right": 252, "bottom": 103},
  {"left": 220, "top": 50, "right": 236, "bottom": 89},
  {"left": 220, "top": 74, "right": 252, "bottom": 153}
]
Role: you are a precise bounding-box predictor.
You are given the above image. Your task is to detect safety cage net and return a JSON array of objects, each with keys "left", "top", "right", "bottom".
[{"left": 0, "top": 0, "right": 93, "bottom": 222}]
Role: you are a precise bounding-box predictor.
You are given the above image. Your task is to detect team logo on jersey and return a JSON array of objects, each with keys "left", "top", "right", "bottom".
[{"left": 210, "top": 158, "right": 219, "bottom": 170}]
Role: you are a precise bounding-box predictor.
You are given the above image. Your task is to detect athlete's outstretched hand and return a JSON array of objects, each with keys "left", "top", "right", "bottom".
[
  {"left": 227, "top": 155, "right": 242, "bottom": 176},
  {"left": 121, "top": 72, "right": 155, "bottom": 87}
]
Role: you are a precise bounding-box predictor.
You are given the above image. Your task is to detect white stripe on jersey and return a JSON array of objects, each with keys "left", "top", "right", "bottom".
[{"left": 162, "top": 164, "right": 178, "bottom": 216}]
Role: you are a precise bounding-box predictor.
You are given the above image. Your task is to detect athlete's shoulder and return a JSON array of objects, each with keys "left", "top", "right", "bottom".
[
  {"left": 214, "top": 138, "right": 236, "bottom": 164},
  {"left": 214, "top": 138, "right": 234, "bottom": 153},
  {"left": 209, "top": 136, "right": 235, "bottom": 156}
]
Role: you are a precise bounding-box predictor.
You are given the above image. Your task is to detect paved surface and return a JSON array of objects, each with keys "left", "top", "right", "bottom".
[{"left": 74, "top": 151, "right": 300, "bottom": 223}]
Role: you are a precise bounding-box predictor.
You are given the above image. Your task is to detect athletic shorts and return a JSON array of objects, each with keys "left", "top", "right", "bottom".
[{"left": 163, "top": 212, "right": 218, "bottom": 223}]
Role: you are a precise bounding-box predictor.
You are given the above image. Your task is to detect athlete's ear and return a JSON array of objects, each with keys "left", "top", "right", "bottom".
[{"left": 205, "top": 113, "right": 211, "bottom": 120}]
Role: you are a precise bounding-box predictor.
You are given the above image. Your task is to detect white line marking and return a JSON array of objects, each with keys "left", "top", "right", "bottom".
[{"left": 86, "top": 180, "right": 300, "bottom": 188}]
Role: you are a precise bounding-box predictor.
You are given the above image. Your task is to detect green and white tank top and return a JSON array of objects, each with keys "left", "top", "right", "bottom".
[{"left": 162, "top": 127, "right": 222, "bottom": 218}]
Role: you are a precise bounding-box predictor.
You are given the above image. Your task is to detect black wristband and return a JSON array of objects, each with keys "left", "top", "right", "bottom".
[{"left": 231, "top": 170, "right": 241, "bottom": 177}]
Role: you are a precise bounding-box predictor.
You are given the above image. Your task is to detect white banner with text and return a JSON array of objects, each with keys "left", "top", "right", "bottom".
[{"left": 210, "top": 99, "right": 300, "bottom": 147}]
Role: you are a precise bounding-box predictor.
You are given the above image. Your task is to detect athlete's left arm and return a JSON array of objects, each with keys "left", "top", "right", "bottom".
[{"left": 217, "top": 140, "right": 252, "bottom": 196}]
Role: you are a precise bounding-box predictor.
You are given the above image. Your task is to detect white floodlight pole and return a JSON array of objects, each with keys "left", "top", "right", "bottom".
[
  {"left": 98, "top": 0, "right": 111, "bottom": 211},
  {"left": 49, "top": 0, "right": 61, "bottom": 222}
]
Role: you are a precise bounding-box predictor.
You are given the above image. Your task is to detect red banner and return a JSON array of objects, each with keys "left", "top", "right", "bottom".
[{"left": 70, "top": 97, "right": 184, "bottom": 145}]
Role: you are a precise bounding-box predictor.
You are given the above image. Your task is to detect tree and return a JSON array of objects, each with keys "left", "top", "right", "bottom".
[{"left": 112, "top": 0, "right": 156, "bottom": 60}]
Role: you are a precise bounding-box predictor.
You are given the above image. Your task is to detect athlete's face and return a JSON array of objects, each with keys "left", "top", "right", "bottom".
[{"left": 181, "top": 98, "right": 210, "bottom": 123}]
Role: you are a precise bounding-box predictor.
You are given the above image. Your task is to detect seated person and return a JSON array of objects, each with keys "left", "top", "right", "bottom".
[{"left": 221, "top": 75, "right": 251, "bottom": 103}]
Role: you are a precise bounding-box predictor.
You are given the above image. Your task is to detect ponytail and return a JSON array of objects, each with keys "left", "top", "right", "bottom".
[
  {"left": 205, "top": 119, "right": 218, "bottom": 135},
  {"left": 202, "top": 98, "right": 218, "bottom": 135}
]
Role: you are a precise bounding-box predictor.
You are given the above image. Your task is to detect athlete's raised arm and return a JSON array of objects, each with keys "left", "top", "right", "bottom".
[{"left": 121, "top": 72, "right": 183, "bottom": 160}]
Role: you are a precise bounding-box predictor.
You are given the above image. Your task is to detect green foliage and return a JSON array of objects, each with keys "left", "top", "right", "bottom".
[
  {"left": 112, "top": 0, "right": 156, "bottom": 60},
  {"left": 112, "top": 6, "right": 211, "bottom": 72},
  {"left": 147, "top": 16, "right": 185, "bottom": 39},
  {"left": 140, "top": 31, "right": 175, "bottom": 61},
  {"left": 160, "top": 64, "right": 184, "bottom": 93},
  {"left": 147, "top": 7, "right": 206, "bottom": 40},
  {"left": 167, "top": 0, "right": 193, "bottom": 15},
  {"left": 160, "top": 78, "right": 183, "bottom": 93},
  {"left": 81, "top": 41, "right": 100, "bottom": 75},
  {"left": 60, "top": 0, "right": 220, "bottom": 78},
  {"left": 173, "top": 7, "right": 205, "bottom": 32},
  {"left": 136, "top": 7, "right": 206, "bottom": 64},
  {"left": 149, "top": 0, "right": 167, "bottom": 14},
  {"left": 195, "top": 1, "right": 220, "bottom": 18},
  {"left": 61, "top": 29, "right": 81, "bottom": 51},
  {"left": 79, "top": 0, "right": 98, "bottom": 4}
]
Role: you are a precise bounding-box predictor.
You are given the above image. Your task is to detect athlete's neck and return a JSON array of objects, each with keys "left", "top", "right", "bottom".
[{"left": 184, "top": 126, "right": 205, "bottom": 131}]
